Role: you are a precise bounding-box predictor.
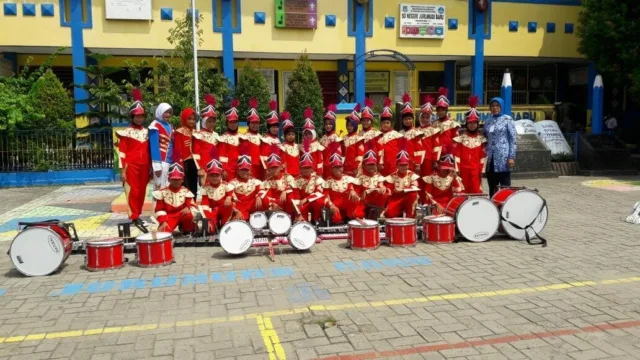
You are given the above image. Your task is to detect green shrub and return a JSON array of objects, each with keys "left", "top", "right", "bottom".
[
  {"left": 28, "top": 70, "right": 74, "bottom": 130},
  {"left": 234, "top": 61, "right": 272, "bottom": 122},
  {"left": 285, "top": 52, "right": 324, "bottom": 129}
]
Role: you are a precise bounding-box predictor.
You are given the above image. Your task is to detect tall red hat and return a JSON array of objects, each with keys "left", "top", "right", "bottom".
[
  {"left": 328, "top": 142, "right": 344, "bottom": 168},
  {"left": 380, "top": 97, "right": 394, "bottom": 120},
  {"left": 346, "top": 103, "right": 361, "bottom": 129},
  {"left": 225, "top": 99, "right": 239, "bottom": 122},
  {"left": 302, "top": 107, "right": 315, "bottom": 130},
  {"left": 438, "top": 145, "right": 456, "bottom": 170},
  {"left": 205, "top": 146, "right": 223, "bottom": 175},
  {"left": 281, "top": 111, "right": 295, "bottom": 133},
  {"left": 400, "top": 93, "right": 414, "bottom": 116},
  {"left": 395, "top": 138, "right": 411, "bottom": 165},
  {"left": 265, "top": 144, "right": 283, "bottom": 168},
  {"left": 361, "top": 97, "right": 375, "bottom": 120},
  {"left": 465, "top": 96, "right": 481, "bottom": 123},
  {"left": 200, "top": 94, "right": 217, "bottom": 119},
  {"left": 237, "top": 141, "right": 252, "bottom": 170},
  {"left": 168, "top": 145, "right": 185, "bottom": 180},
  {"left": 323, "top": 104, "right": 337, "bottom": 123},
  {"left": 300, "top": 137, "right": 315, "bottom": 168},
  {"left": 246, "top": 97, "right": 260, "bottom": 123},
  {"left": 420, "top": 95, "right": 434, "bottom": 114},
  {"left": 362, "top": 140, "right": 378, "bottom": 165},
  {"left": 435, "top": 87, "right": 450, "bottom": 109},
  {"left": 266, "top": 100, "right": 279, "bottom": 126},
  {"left": 129, "top": 88, "right": 144, "bottom": 116}
]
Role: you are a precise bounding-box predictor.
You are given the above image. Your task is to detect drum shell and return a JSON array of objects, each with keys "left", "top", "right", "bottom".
[
  {"left": 425, "top": 217, "right": 455, "bottom": 244},
  {"left": 288, "top": 222, "right": 317, "bottom": 251},
  {"left": 491, "top": 188, "right": 517, "bottom": 208},
  {"left": 86, "top": 239, "right": 124, "bottom": 271},
  {"left": 348, "top": 221, "right": 380, "bottom": 250},
  {"left": 219, "top": 221, "right": 254, "bottom": 255},
  {"left": 10, "top": 225, "right": 72, "bottom": 277},
  {"left": 136, "top": 234, "right": 174, "bottom": 267},
  {"left": 447, "top": 195, "right": 499, "bottom": 242},
  {"left": 268, "top": 211, "right": 292, "bottom": 235},
  {"left": 385, "top": 219, "right": 417, "bottom": 247}
]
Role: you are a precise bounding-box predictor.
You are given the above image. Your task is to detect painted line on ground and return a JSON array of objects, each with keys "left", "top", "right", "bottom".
[
  {"left": 257, "top": 315, "right": 287, "bottom": 360},
  {"left": 313, "top": 320, "right": 640, "bottom": 360},
  {"left": 0, "top": 276, "right": 638, "bottom": 344}
]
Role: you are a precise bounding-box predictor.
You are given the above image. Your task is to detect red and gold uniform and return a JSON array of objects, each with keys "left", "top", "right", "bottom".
[
  {"left": 153, "top": 162, "right": 197, "bottom": 233},
  {"left": 219, "top": 99, "right": 242, "bottom": 181},
  {"left": 399, "top": 94, "right": 423, "bottom": 171},
  {"left": 117, "top": 89, "right": 151, "bottom": 224},
  {"left": 375, "top": 98, "right": 404, "bottom": 176},
  {"left": 422, "top": 152, "right": 464, "bottom": 213},
  {"left": 175, "top": 108, "right": 199, "bottom": 197},
  {"left": 228, "top": 148, "right": 269, "bottom": 220},
  {"left": 382, "top": 150, "right": 420, "bottom": 218},
  {"left": 193, "top": 94, "right": 219, "bottom": 184},
  {"left": 280, "top": 115, "right": 300, "bottom": 177},
  {"left": 261, "top": 100, "right": 282, "bottom": 176},
  {"left": 454, "top": 96, "right": 488, "bottom": 194},
  {"left": 319, "top": 104, "right": 344, "bottom": 179},
  {"left": 322, "top": 145, "right": 359, "bottom": 224},
  {"left": 417, "top": 96, "right": 441, "bottom": 204},
  {"left": 262, "top": 146, "right": 297, "bottom": 217},
  {"left": 359, "top": 98, "right": 382, "bottom": 145},
  {"left": 292, "top": 145, "right": 326, "bottom": 222},
  {"left": 343, "top": 105, "right": 364, "bottom": 176},
  {"left": 200, "top": 157, "right": 234, "bottom": 233},
  {"left": 300, "top": 108, "right": 325, "bottom": 175},
  {"left": 434, "top": 87, "right": 460, "bottom": 149},
  {"left": 242, "top": 98, "right": 264, "bottom": 180},
  {"left": 353, "top": 146, "right": 389, "bottom": 219}
]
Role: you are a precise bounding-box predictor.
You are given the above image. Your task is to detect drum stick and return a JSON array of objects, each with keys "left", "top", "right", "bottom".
[{"left": 198, "top": 205, "right": 207, "bottom": 219}]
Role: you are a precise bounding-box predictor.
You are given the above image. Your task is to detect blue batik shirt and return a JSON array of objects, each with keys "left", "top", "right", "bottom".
[{"left": 485, "top": 97, "right": 517, "bottom": 173}]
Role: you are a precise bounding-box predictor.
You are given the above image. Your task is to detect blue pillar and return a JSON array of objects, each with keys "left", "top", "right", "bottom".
[
  {"left": 444, "top": 61, "right": 456, "bottom": 105},
  {"left": 70, "top": 0, "right": 88, "bottom": 114},
  {"left": 471, "top": 5, "right": 485, "bottom": 103},
  {"left": 337, "top": 59, "right": 349, "bottom": 104},
  {"left": 221, "top": 0, "right": 235, "bottom": 87},
  {"left": 591, "top": 75, "right": 603, "bottom": 135},
  {"left": 354, "top": 2, "right": 366, "bottom": 105},
  {"left": 3, "top": 52, "right": 17, "bottom": 75}
]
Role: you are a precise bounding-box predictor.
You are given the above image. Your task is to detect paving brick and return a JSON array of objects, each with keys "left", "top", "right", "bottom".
[{"left": 314, "top": 342, "right": 355, "bottom": 355}]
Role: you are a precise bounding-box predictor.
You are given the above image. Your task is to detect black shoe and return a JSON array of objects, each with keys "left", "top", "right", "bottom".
[{"left": 133, "top": 219, "right": 149, "bottom": 233}]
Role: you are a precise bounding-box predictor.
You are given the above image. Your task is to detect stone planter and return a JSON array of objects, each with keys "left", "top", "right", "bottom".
[{"left": 551, "top": 162, "right": 578, "bottom": 176}]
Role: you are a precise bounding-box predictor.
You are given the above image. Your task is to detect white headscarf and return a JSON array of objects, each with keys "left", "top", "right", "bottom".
[{"left": 155, "top": 103, "right": 172, "bottom": 122}]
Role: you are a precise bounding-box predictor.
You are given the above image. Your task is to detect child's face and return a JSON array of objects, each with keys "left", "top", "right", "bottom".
[
  {"left": 324, "top": 121, "right": 334, "bottom": 133},
  {"left": 420, "top": 113, "right": 431, "bottom": 126},
  {"left": 402, "top": 115, "right": 414, "bottom": 128},
  {"left": 285, "top": 132, "right": 296, "bottom": 142},
  {"left": 346, "top": 122, "right": 355, "bottom": 134},
  {"left": 364, "top": 163, "right": 377, "bottom": 174},
  {"left": 467, "top": 122, "right": 478, "bottom": 132},
  {"left": 238, "top": 168, "right": 250, "bottom": 180},
  {"left": 169, "top": 178, "right": 182, "bottom": 188},
  {"left": 228, "top": 121, "right": 239, "bottom": 131},
  {"left": 437, "top": 108, "right": 447, "bottom": 119},
  {"left": 208, "top": 173, "right": 221, "bottom": 185},
  {"left": 162, "top": 110, "right": 172, "bottom": 121},
  {"left": 301, "top": 166, "right": 313, "bottom": 177},
  {"left": 249, "top": 122, "right": 259, "bottom": 132},
  {"left": 268, "top": 166, "right": 281, "bottom": 178},
  {"left": 381, "top": 120, "right": 392, "bottom": 132},
  {"left": 303, "top": 131, "right": 313, "bottom": 140},
  {"left": 361, "top": 118, "right": 371, "bottom": 129},
  {"left": 397, "top": 164, "right": 408, "bottom": 175},
  {"left": 132, "top": 115, "right": 145, "bottom": 126},
  {"left": 186, "top": 114, "right": 196, "bottom": 128},
  {"left": 331, "top": 166, "right": 343, "bottom": 177},
  {"left": 269, "top": 125, "right": 279, "bottom": 136},
  {"left": 204, "top": 117, "right": 216, "bottom": 130}
]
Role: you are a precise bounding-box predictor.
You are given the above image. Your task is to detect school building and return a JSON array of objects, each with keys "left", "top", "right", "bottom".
[{"left": 0, "top": 0, "right": 621, "bottom": 128}]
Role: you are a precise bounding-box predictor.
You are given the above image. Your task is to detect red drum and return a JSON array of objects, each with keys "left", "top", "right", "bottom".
[
  {"left": 347, "top": 219, "right": 380, "bottom": 250},
  {"left": 135, "top": 232, "right": 174, "bottom": 267},
  {"left": 491, "top": 187, "right": 548, "bottom": 240},
  {"left": 423, "top": 216, "right": 456, "bottom": 244},
  {"left": 445, "top": 195, "right": 499, "bottom": 242},
  {"left": 85, "top": 238, "right": 124, "bottom": 271},
  {"left": 9, "top": 223, "right": 73, "bottom": 276},
  {"left": 385, "top": 218, "right": 417, "bottom": 247}
]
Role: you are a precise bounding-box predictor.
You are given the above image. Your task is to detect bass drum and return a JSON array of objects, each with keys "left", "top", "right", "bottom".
[
  {"left": 492, "top": 187, "right": 548, "bottom": 240},
  {"left": 219, "top": 221, "right": 254, "bottom": 255},
  {"left": 9, "top": 225, "right": 72, "bottom": 276},
  {"left": 288, "top": 222, "right": 317, "bottom": 251},
  {"left": 446, "top": 195, "right": 499, "bottom": 242}
]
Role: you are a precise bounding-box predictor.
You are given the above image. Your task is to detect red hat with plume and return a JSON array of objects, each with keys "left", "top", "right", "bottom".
[
  {"left": 299, "top": 137, "right": 315, "bottom": 168},
  {"left": 346, "top": 103, "right": 361, "bottom": 130},
  {"left": 361, "top": 97, "right": 375, "bottom": 120},
  {"left": 246, "top": 98, "right": 260, "bottom": 123},
  {"left": 266, "top": 100, "right": 280, "bottom": 126},
  {"left": 200, "top": 94, "right": 217, "bottom": 119},
  {"left": 168, "top": 145, "right": 185, "bottom": 180},
  {"left": 323, "top": 104, "right": 337, "bottom": 122},
  {"left": 420, "top": 95, "right": 434, "bottom": 114},
  {"left": 380, "top": 97, "right": 394, "bottom": 120},
  {"left": 265, "top": 144, "right": 283, "bottom": 168},
  {"left": 395, "top": 138, "right": 411, "bottom": 165},
  {"left": 205, "top": 146, "right": 224, "bottom": 175},
  {"left": 281, "top": 111, "right": 295, "bottom": 133},
  {"left": 435, "top": 87, "right": 450, "bottom": 109},
  {"left": 438, "top": 144, "right": 456, "bottom": 170},
  {"left": 302, "top": 107, "right": 315, "bottom": 130},
  {"left": 401, "top": 93, "right": 414, "bottom": 116},
  {"left": 237, "top": 141, "right": 252, "bottom": 170},
  {"left": 225, "top": 99, "right": 239, "bottom": 122},
  {"left": 465, "top": 96, "right": 481, "bottom": 123},
  {"left": 362, "top": 140, "right": 378, "bottom": 165},
  {"left": 129, "top": 88, "right": 144, "bottom": 116},
  {"left": 328, "top": 142, "right": 344, "bottom": 168}
]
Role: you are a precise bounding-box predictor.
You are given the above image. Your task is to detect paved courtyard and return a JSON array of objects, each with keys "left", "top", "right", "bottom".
[{"left": 0, "top": 176, "right": 639, "bottom": 360}]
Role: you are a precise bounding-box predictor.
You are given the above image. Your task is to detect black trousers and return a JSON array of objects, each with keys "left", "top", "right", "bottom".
[
  {"left": 183, "top": 159, "right": 199, "bottom": 198},
  {"left": 486, "top": 159, "right": 511, "bottom": 198}
]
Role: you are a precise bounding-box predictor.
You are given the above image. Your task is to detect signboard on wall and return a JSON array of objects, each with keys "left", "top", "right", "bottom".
[
  {"left": 105, "top": 0, "right": 153, "bottom": 20},
  {"left": 348, "top": 72, "right": 390, "bottom": 93},
  {"left": 399, "top": 4, "right": 446, "bottom": 39},
  {"left": 274, "top": 0, "right": 318, "bottom": 29},
  {"left": 394, "top": 71, "right": 410, "bottom": 102},
  {"left": 534, "top": 120, "right": 573, "bottom": 155}
]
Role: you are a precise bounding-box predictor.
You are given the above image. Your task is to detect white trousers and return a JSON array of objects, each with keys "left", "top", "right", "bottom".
[{"left": 153, "top": 162, "right": 170, "bottom": 190}]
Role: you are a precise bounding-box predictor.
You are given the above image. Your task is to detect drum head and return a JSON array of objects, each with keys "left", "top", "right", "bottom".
[
  {"left": 500, "top": 191, "right": 549, "bottom": 240},
  {"left": 219, "top": 221, "right": 253, "bottom": 255},
  {"left": 456, "top": 197, "right": 499, "bottom": 242},
  {"left": 348, "top": 219, "right": 378, "bottom": 227},
  {"left": 269, "top": 212, "right": 292, "bottom": 235},
  {"left": 86, "top": 238, "right": 123, "bottom": 247},
  {"left": 249, "top": 212, "right": 268, "bottom": 229},
  {"left": 386, "top": 217, "right": 415, "bottom": 225},
  {"left": 429, "top": 216, "right": 455, "bottom": 223},
  {"left": 136, "top": 232, "right": 172, "bottom": 242},
  {"left": 289, "top": 222, "right": 317, "bottom": 251},
  {"left": 10, "top": 227, "right": 65, "bottom": 276}
]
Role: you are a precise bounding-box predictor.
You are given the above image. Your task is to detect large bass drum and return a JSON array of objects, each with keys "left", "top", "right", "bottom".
[
  {"left": 9, "top": 223, "right": 73, "bottom": 276},
  {"left": 219, "top": 221, "right": 254, "bottom": 255}
]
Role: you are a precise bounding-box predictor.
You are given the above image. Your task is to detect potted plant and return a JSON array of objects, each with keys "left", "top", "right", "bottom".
[{"left": 551, "top": 152, "right": 578, "bottom": 176}]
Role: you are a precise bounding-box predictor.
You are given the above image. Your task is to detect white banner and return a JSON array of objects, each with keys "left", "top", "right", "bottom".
[
  {"left": 534, "top": 120, "right": 573, "bottom": 155},
  {"left": 399, "top": 4, "right": 446, "bottom": 39},
  {"left": 514, "top": 120, "right": 537, "bottom": 135},
  {"left": 105, "top": 0, "right": 152, "bottom": 20}
]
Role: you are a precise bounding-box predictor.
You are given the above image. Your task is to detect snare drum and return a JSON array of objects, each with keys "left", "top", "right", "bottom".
[
  {"left": 424, "top": 216, "right": 455, "bottom": 244},
  {"left": 288, "top": 222, "right": 317, "bottom": 251},
  {"left": 492, "top": 187, "right": 548, "bottom": 240},
  {"left": 385, "top": 218, "right": 417, "bottom": 247},
  {"left": 445, "top": 195, "right": 499, "bottom": 242},
  {"left": 269, "top": 211, "right": 292, "bottom": 235},
  {"left": 9, "top": 223, "right": 73, "bottom": 276},
  {"left": 85, "top": 238, "right": 124, "bottom": 271},
  {"left": 249, "top": 212, "right": 268, "bottom": 230},
  {"left": 219, "top": 221, "right": 254, "bottom": 255},
  {"left": 136, "top": 232, "right": 174, "bottom": 267},
  {"left": 347, "top": 219, "right": 380, "bottom": 250}
]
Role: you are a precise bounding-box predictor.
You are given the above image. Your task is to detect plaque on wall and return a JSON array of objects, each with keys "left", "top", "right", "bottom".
[
  {"left": 274, "top": 0, "right": 318, "bottom": 29},
  {"left": 105, "top": 0, "right": 152, "bottom": 20}
]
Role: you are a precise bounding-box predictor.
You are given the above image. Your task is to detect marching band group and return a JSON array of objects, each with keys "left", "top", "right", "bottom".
[{"left": 117, "top": 87, "right": 509, "bottom": 235}]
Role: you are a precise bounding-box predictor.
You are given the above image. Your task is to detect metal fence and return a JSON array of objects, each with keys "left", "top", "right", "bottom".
[{"left": 0, "top": 129, "right": 114, "bottom": 172}]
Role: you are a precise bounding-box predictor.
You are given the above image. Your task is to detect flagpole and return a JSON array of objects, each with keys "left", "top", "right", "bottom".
[{"left": 191, "top": 0, "right": 200, "bottom": 130}]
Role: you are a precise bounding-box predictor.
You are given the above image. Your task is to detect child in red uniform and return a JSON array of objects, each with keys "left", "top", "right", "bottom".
[
  {"left": 353, "top": 142, "right": 389, "bottom": 220},
  {"left": 399, "top": 93, "right": 422, "bottom": 172},
  {"left": 261, "top": 100, "right": 282, "bottom": 171},
  {"left": 293, "top": 139, "right": 326, "bottom": 223},
  {"left": 280, "top": 113, "right": 300, "bottom": 177},
  {"left": 242, "top": 98, "right": 264, "bottom": 180},
  {"left": 319, "top": 104, "right": 344, "bottom": 179},
  {"left": 153, "top": 151, "right": 198, "bottom": 233},
  {"left": 200, "top": 150, "right": 235, "bottom": 234},
  {"left": 117, "top": 88, "right": 151, "bottom": 230},
  {"left": 418, "top": 95, "right": 441, "bottom": 177},
  {"left": 423, "top": 148, "right": 465, "bottom": 214},
  {"left": 174, "top": 108, "right": 198, "bottom": 198},
  {"left": 193, "top": 94, "right": 220, "bottom": 185},
  {"left": 359, "top": 97, "right": 382, "bottom": 145},
  {"left": 262, "top": 145, "right": 297, "bottom": 217},
  {"left": 377, "top": 98, "right": 404, "bottom": 176},
  {"left": 228, "top": 144, "right": 269, "bottom": 220},
  {"left": 434, "top": 87, "right": 460, "bottom": 149},
  {"left": 343, "top": 105, "right": 364, "bottom": 176},
  {"left": 322, "top": 143, "right": 359, "bottom": 224},
  {"left": 382, "top": 142, "right": 421, "bottom": 219},
  {"left": 219, "top": 99, "right": 242, "bottom": 181},
  {"left": 300, "top": 108, "right": 324, "bottom": 175},
  {"left": 454, "top": 96, "right": 488, "bottom": 194}
]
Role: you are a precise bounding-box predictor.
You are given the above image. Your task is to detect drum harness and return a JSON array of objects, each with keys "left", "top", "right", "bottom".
[{"left": 499, "top": 197, "right": 548, "bottom": 247}]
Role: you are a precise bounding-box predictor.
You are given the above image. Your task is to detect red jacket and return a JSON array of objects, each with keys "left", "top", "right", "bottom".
[
  {"left": 281, "top": 141, "right": 300, "bottom": 177},
  {"left": 116, "top": 125, "right": 150, "bottom": 168},
  {"left": 152, "top": 186, "right": 197, "bottom": 224},
  {"left": 453, "top": 132, "right": 487, "bottom": 171},
  {"left": 343, "top": 133, "right": 364, "bottom": 176},
  {"left": 219, "top": 131, "right": 242, "bottom": 178},
  {"left": 173, "top": 127, "right": 194, "bottom": 161},
  {"left": 192, "top": 129, "right": 219, "bottom": 171}
]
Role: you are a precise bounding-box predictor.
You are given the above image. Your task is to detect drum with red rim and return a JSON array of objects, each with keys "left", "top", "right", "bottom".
[
  {"left": 135, "top": 232, "right": 174, "bottom": 267},
  {"left": 85, "top": 238, "right": 125, "bottom": 271},
  {"left": 347, "top": 219, "right": 380, "bottom": 250},
  {"left": 9, "top": 224, "right": 73, "bottom": 276},
  {"left": 491, "top": 187, "right": 548, "bottom": 240},
  {"left": 385, "top": 218, "right": 417, "bottom": 247},
  {"left": 445, "top": 195, "right": 499, "bottom": 242},
  {"left": 424, "top": 216, "right": 455, "bottom": 244}
]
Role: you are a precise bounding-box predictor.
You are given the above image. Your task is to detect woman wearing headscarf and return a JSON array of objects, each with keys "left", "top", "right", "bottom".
[
  {"left": 484, "top": 97, "right": 517, "bottom": 198},
  {"left": 174, "top": 107, "right": 198, "bottom": 198},
  {"left": 149, "top": 103, "right": 174, "bottom": 189}
]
